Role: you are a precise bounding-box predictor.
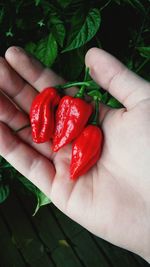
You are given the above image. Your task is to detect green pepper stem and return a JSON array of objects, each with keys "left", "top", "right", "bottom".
[
  {"left": 91, "top": 98, "right": 99, "bottom": 125},
  {"left": 75, "top": 84, "right": 85, "bottom": 98},
  {"left": 56, "top": 81, "right": 90, "bottom": 90},
  {"left": 75, "top": 67, "right": 90, "bottom": 98}
]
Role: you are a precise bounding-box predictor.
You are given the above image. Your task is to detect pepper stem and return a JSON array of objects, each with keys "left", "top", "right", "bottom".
[
  {"left": 91, "top": 98, "right": 99, "bottom": 125},
  {"left": 75, "top": 67, "right": 90, "bottom": 98},
  {"left": 56, "top": 81, "right": 90, "bottom": 90}
]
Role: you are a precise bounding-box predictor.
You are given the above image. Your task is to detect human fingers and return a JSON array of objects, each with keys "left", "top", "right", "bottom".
[
  {"left": 4, "top": 46, "right": 111, "bottom": 127},
  {"left": 0, "top": 57, "right": 37, "bottom": 114},
  {"left": 5, "top": 46, "right": 64, "bottom": 92},
  {"left": 1, "top": 46, "right": 63, "bottom": 116},
  {"left": 0, "top": 89, "right": 28, "bottom": 131},
  {"left": 85, "top": 48, "right": 150, "bottom": 110},
  {"left": 0, "top": 57, "right": 54, "bottom": 158},
  {"left": 0, "top": 90, "right": 54, "bottom": 159},
  {"left": 4, "top": 46, "right": 77, "bottom": 111},
  {"left": 5, "top": 46, "right": 108, "bottom": 123},
  {"left": 0, "top": 122, "right": 55, "bottom": 196}
]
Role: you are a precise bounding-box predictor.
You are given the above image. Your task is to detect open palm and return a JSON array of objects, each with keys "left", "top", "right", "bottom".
[{"left": 0, "top": 47, "right": 150, "bottom": 261}]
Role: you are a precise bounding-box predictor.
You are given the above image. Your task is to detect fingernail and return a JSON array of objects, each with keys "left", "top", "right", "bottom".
[{"left": 13, "top": 46, "right": 24, "bottom": 52}]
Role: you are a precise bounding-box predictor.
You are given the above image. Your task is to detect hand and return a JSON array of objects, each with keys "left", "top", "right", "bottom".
[{"left": 0, "top": 47, "right": 150, "bottom": 262}]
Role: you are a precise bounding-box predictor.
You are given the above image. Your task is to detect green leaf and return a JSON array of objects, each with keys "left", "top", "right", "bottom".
[
  {"left": 49, "top": 16, "right": 66, "bottom": 47},
  {"left": 41, "top": 1, "right": 66, "bottom": 46},
  {"left": 17, "top": 175, "right": 51, "bottom": 215},
  {"left": 0, "top": 156, "right": 3, "bottom": 163},
  {"left": 35, "top": 33, "right": 58, "bottom": 67},
  {"left": 88, "top": 90, "right": 102, "bottom": 101},
  {"left": 107, "top": 97, "right": 123, "bottom": 108},
  {"left": 101, "top": 92, "right": 109, "bottom": 104},
  {"left": 33, "top": 191, "right": 51, "bottom": 216},
  {"left": 41, "top": 1, "right": 57, "bottom": 17},
  {"left": 57, "top": 0, "right": 71, "bottom": 8},
  {"left": 0, "top": 184, "right": 10, "bottom": 204},
  {"left": 0, "top": 7, "right": 4, "bottom": 25},
  {"left": 86, "top": 80, "right": 100, "bottom": 91},
  {"left": 63, "top": 8, "right": 101, "bottom": 52},
  {"left": 35, "top": 0, "right": 41, "bottom": 6},
  {"left": 25, "top": 42, "right": 36, "bottom": 54},
  {"left": 0, "top": 163, "right": 12, "bottom": 168},
  {"left": 58, "top": 47, "right": 85, "bottom": 80},
  {"left": 17, "top": 176, "right": 37, "bottom": 193},
  {"left": 125, "top": 0, "right": 146, "bottom": 13},
  {"left": 137, "top": 47, "right": 150, "bottom": 58},
  {"left": 113, "top": 0, "right": 121, "bottom": 4},
  {"left": 114, "top": 0, "right": 146, "bottom": 12},
  {"left": 25, "top": 33, "right": 58, "bottom": 67}
]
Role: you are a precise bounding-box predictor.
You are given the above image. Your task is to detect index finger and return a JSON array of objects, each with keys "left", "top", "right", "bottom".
[{"left": 5, "top": 46, "right": 64, "bottom": 91}]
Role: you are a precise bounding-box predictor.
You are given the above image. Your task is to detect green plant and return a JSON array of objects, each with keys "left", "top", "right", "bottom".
[{"left": 0, "top": 0, "right": 149, "bottom": 211}]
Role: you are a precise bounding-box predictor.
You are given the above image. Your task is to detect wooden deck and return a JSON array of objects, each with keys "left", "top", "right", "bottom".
[{"left": 0, "top": 191, "right": 149, "bottom": 267}]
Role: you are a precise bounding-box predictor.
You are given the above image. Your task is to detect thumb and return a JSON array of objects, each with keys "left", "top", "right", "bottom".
[{"left": 85, "top": 48, "right": 150, "bottom": 110}]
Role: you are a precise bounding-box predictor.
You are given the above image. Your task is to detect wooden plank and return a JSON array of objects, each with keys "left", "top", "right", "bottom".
[
  {"left": 51, "top": 204, "right": 148, "bottom": 267},
  {"left": 0, "top": 215, "right": 26, "bottom": 267},
  {"left": 51, "top": 206, "right": 111, "bottom": 267},
  {"left": 72, "top": 231, "right": 111, "bottom": 267},
  {"left": 0, "top": 195, "right": 54, "bottom": 267},
  {"left": 132, "top": 254, "right": 150, "bottom": 267},
  {"left": 52, "top": 246, "right": 83, "bottom": 267},
  {"left": 51, "top": 205, "right": 82, "bottom": 238},
  {"left": 13, "top": 189, "right": 148, "bottom": 267},
  {"left": 94, "top": 236, "right": 148, "bottom": 267},
  {"left": 18, "top": 193, "right": 84, "bottom": 267}
]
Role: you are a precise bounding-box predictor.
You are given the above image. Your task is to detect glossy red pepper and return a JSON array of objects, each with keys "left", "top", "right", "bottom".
[
  {"left": 30, "top": 87, "right": 60, "bottom": 143},
  {"left": 52, "top": 96, "right": 93, "bottom": 152},
  {"left": 70, "top": 125, "right": 103, "bottom": 180}
]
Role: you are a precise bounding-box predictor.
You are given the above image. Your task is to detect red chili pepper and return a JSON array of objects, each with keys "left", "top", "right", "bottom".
[
  {"left": 30, "top": 87, "right": 60, "bottom": 143},
  {"left": 52, "top": 96, "right": 93, "bottom": 152},
  {"left": 70, "top": 125, "right": 103, "bottom": 180}
]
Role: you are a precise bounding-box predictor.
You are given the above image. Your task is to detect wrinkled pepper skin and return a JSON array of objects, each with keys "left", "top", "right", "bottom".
[
  {"left": 70, "top": 125, "right": 103, "bottom": 180},
  {"left": 52, "top": 96, "right": 93, "bottom": 152},
  {"left": 30, "top": 87, "right": 60, "bottom": 143}
]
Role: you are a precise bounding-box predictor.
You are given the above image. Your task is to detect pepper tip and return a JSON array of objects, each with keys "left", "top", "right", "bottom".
[{"left": 52, "top": 145, "right": 59, "bottom": 152}]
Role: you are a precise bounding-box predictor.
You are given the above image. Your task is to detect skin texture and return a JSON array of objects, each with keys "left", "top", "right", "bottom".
[{"left": 0, "top": 47, "right": 150, "bottom": 262}]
